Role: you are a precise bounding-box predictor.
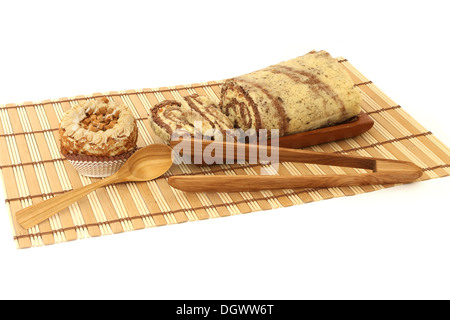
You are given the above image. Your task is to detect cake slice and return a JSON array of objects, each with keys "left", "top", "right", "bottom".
[
  {"left": 149, "top": 99, "right": 195, "bottom": 143},
  {"left": 149, "top": 95, "right": 233, "bottom": 143},
  {"left": 181, "top": 94, "right": 234, "bottom": 140}
]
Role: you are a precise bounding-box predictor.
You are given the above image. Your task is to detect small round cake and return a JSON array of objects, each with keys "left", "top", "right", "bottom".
[{"left": 59, "top": 97, "right": 138, "bottom": 177}]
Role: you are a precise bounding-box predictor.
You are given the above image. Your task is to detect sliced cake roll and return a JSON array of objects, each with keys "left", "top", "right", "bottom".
[
  {"left": 220, "top": 50, "right": 361, "bottom": 137},
  {"left": 149, "top": 100, "right": 195, "bottom": 143},
  {"left": 181, "top": 94, "right": 234, "bottom": 140},
  {"left": 149, "top": 95, "right": 234, "bottom": 143}
]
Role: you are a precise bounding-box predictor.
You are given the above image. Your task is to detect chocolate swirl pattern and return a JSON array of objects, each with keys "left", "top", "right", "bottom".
[
  {"left": 149, "top": 100, "right": 195, "bottom": 143},
  {"left": 182, "top": 94, "right": 233, "bottom": 139},
  {"left": 149, "top": 95, "right": 233, "bottom": 143},
  {"left": 220, "top": 50, "right": 361, "bottom": 137}
]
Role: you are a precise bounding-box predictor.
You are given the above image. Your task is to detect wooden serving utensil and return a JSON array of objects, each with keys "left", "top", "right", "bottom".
[
  {"left": 16, "top": 144, "right": 173, "bottom": 230},
  {"left": 168, "top": 140, "right": 423, "bottom": 192}
]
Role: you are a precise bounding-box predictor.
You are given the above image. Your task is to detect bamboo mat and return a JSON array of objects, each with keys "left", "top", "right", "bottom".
[{"left": 1, "top": 58, "right": 450, "bottom": 249}]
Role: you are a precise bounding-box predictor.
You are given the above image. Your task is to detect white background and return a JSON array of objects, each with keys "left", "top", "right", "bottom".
[{"left": 1, "top": 0, "right": 449, "bottom": 300}]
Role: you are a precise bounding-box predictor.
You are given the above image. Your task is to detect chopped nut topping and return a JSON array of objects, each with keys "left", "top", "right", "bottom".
[
  {"left": 98, "top": 107, "right": 107, "bottom": 115},
  {"left": 83, "top": 100, "right": 120, "bottom": 132},
  {"left": 105, "top": 120, "right": 117, "bottom": 130}
]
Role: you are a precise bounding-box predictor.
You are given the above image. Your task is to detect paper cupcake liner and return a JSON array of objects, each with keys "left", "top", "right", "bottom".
[{"left": 63, "top": 148, "right": 137, "bottom": 178}]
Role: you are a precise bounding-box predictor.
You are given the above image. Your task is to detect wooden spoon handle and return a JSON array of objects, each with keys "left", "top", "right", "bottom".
[{"left": 16, "top": 175, "right": 117, "bottom": 229}]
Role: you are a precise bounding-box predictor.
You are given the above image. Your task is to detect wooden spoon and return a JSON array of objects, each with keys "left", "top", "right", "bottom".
[{"left": 16, "top": 144, "right": 173, "bottom": 229}]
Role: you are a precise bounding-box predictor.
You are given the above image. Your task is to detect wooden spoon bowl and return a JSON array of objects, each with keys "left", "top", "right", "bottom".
[{"left": 117, "top": 144, "right": 173, "bottom": 181}]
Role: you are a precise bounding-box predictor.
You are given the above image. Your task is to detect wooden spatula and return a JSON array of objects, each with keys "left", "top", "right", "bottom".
[{"left": 168, "top": 140, "right": 423, "bottom": 192}]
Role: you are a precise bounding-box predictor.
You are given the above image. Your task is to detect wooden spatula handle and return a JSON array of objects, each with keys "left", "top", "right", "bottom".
[
  {"left": 168, "top": 159, "right": 423, "bottom": 192},
  {"left": 16, "top": 175, "right": 116, "bottom": 229},
  {"left": 168, "top": 172, "right": 418, "bottom": 193},
  {"left": 170, "top": 139, "right": 375, "bottom": 169}
]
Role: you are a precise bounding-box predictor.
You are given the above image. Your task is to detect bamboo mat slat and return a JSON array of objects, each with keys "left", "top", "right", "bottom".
[{"left": 1, "top": 59, "right": 450, "bottom": 248}]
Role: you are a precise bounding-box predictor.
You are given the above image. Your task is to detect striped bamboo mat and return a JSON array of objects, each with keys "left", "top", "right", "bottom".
[{"left": 1, "top": 58, "right": 450, "bottom": 248}]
